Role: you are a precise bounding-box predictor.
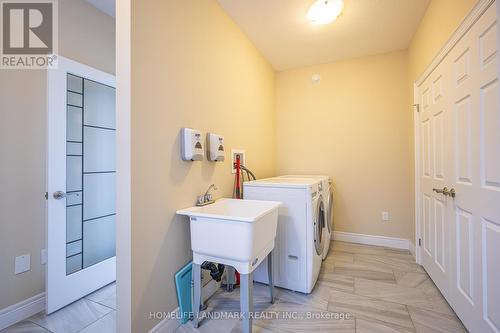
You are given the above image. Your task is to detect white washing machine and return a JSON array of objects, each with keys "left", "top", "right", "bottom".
[
  {"left": 279, "top": 175, "right": 333, "bottom": 259},
  {"left": 243, "top": 177, "right": 325, "bottom": 293}
]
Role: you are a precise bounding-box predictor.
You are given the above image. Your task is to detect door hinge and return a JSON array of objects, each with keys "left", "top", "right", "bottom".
[
  {"left": 418, "top": 238, "right": 422, "bottom": 246},
  {"left": 413, "top": 104, "right": 420, "bottom": 113},
  {"left": 45, "top": 192, "right": 48, "bottom": 200}
]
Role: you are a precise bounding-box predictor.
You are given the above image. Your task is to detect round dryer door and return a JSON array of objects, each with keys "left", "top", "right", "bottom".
[{"left": 314, "top": 196, "right": 325, "bottom": 256}]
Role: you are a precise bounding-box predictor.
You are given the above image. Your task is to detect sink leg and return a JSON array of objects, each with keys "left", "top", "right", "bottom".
[
  {"left": 192, "top": 263, "right": 201, "bottom": 328},
  {"left": 267, "top": 251, "right": 275, "bottom": 304},
  {"left": 240, "top": 272, "right": 253, "bottom": 333}
]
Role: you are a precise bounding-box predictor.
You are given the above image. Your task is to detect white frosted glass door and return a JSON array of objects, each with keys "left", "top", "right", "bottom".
[
  {"left": 47, "top": 57, "right": 116, "bottom": 313},
  {"left": 65, "top": 74, "right": 116, "bottom": 274}
]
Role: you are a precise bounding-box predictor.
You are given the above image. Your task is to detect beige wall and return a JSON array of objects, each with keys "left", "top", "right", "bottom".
[
  {"left": 59, "top": 0, "right": 116, "bottom": 74},
  {"left": 276, "top": 50, "right": 410, "bottom": 239},
  {"left": 0, "top": 0, "right": 115, "bottom": 310},
  {"left": 408, "top": 0, "right": 477, "bottom": 82},
  {"left": 130, "top": 0, "right": 276, "bottom": 331},
  {"left": 406, "top": 0, "right": 477, "bottom": 245},
  {"left": 0, "top": 71, "right": 47, "bottom": 310},
  {"left": 274, "top": 0, "right": 477, "bottom": 247}
]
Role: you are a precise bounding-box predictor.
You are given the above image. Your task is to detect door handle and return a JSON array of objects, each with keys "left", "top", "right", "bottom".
[
  {"left": 433, "top": 187, "right": 447, "bottom": 194},
  {"left": 445, "top": 188, "right": 456, "bottom": 198},
  {"left": 432, "top": 187, "right": 456, "bottom": 198},
  {"left": 53, "top": 191, "right": 66, "bottom": 200}
]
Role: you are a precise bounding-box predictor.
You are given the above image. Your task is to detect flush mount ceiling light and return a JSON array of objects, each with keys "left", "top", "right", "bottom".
[{"left": 307, "top": 0, "right": 344, "bottom": 25}]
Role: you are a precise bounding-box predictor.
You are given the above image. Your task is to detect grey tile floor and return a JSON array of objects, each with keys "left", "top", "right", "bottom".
[
  {"left": 3, "top": 241, "right": 469, "bottom": 333},
  {"left": 1, "top": 283, "right": 116, "bottom": 333},
  {"left": 164, "top": 241, "right": 468, "bottom": 333}
]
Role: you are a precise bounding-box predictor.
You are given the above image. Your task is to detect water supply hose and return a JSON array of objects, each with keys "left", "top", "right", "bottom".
[
  {"left": 235, "top": 155, "right": 241, "bottom": 199},
  {"left": 240, "top": 165, "right": 256, "bottom": 181}
]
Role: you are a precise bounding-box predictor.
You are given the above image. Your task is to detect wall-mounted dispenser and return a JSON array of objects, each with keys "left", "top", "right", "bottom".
[
  {"left": 181, "top": 128, "right": 203, "bottom": 161},
  {"left": 207, "top": 133, "right": 225, "bottom": 162}
]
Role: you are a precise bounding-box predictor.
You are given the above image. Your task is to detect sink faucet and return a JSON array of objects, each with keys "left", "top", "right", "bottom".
[{"left": 197, "top": 184, "right": 217, "bottom": 206}]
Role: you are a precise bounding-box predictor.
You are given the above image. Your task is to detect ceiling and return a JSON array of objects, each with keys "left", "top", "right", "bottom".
[
  {"left": 86, "top": 0, "right": 115, "bottom": 17},
  {"left": 218, "top": 0, "right": 431, "bottom": 71}
]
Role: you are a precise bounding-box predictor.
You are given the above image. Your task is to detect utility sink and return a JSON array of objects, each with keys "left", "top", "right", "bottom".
[{"left": 176, "top": 198, "right": 281, "bottom": 274}]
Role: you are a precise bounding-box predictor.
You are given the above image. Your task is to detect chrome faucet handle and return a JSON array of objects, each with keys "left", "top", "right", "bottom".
[
  {"left": 196, "top": 184, "right": 217, "bottom": 206},
  {"left": 204, "top": 184, "right": 218, "bottom": 197}
]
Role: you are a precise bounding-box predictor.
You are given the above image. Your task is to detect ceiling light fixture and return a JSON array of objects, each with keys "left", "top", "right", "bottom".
[{"left": 307, "top": 0, "right": 344, "bottom": 25}]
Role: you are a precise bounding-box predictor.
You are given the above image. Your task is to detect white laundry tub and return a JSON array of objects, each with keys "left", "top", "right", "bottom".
[{"left": 176, "top": 198, "right": 281, "bottom": 274}]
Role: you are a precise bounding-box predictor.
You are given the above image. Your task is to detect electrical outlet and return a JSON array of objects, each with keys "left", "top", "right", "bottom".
[
  {"left": 41, "top": 249, "right": 47, "bottom": 265},
  {"left": 382, "top": 211, "right": 390, "bottom": 221},
  {"left": 15, "top": 254, "right": 31, "bottom": 274},
  {"left": 231, "top": 149, "right": 246, "bottom": 174}
]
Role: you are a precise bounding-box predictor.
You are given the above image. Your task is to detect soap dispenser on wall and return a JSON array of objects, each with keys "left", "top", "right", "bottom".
[
  {"left": 207, "top": 133, "right": 225, "bottom": 162},
  {"left": 181, "top": 128, "right": 204, "bottom": 161}
]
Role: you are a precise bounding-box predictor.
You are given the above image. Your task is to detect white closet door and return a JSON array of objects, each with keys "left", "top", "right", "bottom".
[
  {"left": 417, "top": 2, "right": 500, "bottom": 333},
  {"left": 447, "top": 3, "right": 500, "bottom": 332},
  {"left": 418, "top": 55, "right": 453, "bottom": 298}
]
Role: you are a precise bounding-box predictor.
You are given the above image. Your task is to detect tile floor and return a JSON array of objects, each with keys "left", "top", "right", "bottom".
[
  {"left": 3, "top": 241, "right": 469, "bottom": 333},
  {"left": 1, "top": 283, "right": 116, "bottom": 333},
  {"left": 163, "top": 241, "right": 468, "bottom": 333}
]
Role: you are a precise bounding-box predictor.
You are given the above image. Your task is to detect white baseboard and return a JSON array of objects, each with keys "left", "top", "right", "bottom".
[
  {"left": 333, "top": 231, "right": 409, "bottom": 250},
  {"left": 0, "top": 293, "right": 45, "bottom": 330},
  {"left": 409, "top": 241, "right": 416, "bottom": 258}
]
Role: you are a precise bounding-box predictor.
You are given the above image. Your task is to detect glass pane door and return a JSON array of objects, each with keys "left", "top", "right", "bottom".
[{"left": 65, "top": 74, "right": 116, "bottom": 275}]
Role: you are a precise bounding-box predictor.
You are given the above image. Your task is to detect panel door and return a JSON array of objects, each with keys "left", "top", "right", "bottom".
[
  {"left": 447, "top": 3, "right": 500, "bottom": 333},
  {"left": 418, "top": 2, "right": 500, "bottom": 332},
  {"left": 419, "top": 55, "right": 453, "bottom": 298}
]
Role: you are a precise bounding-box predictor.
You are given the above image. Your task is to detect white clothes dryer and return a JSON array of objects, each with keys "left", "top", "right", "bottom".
[
  {"left": 243, "top": 177, "right": 324, "bottom": 293},
  {"left": 278, "top": 175, "right": 333, "bottom": 259}
]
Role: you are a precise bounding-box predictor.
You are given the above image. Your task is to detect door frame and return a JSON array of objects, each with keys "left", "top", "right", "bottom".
[
  {"left": 413, "top": 84, "right": 421, "bottom": 264},
  {"left": 413, "top": 0, "right": 494, "bottom": 265},
  {"left": 116, "top": 0, "right": 132, "bottom": 331},
  {"left": 46, "top": 56, "right": 116, "bottom": 313}
]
